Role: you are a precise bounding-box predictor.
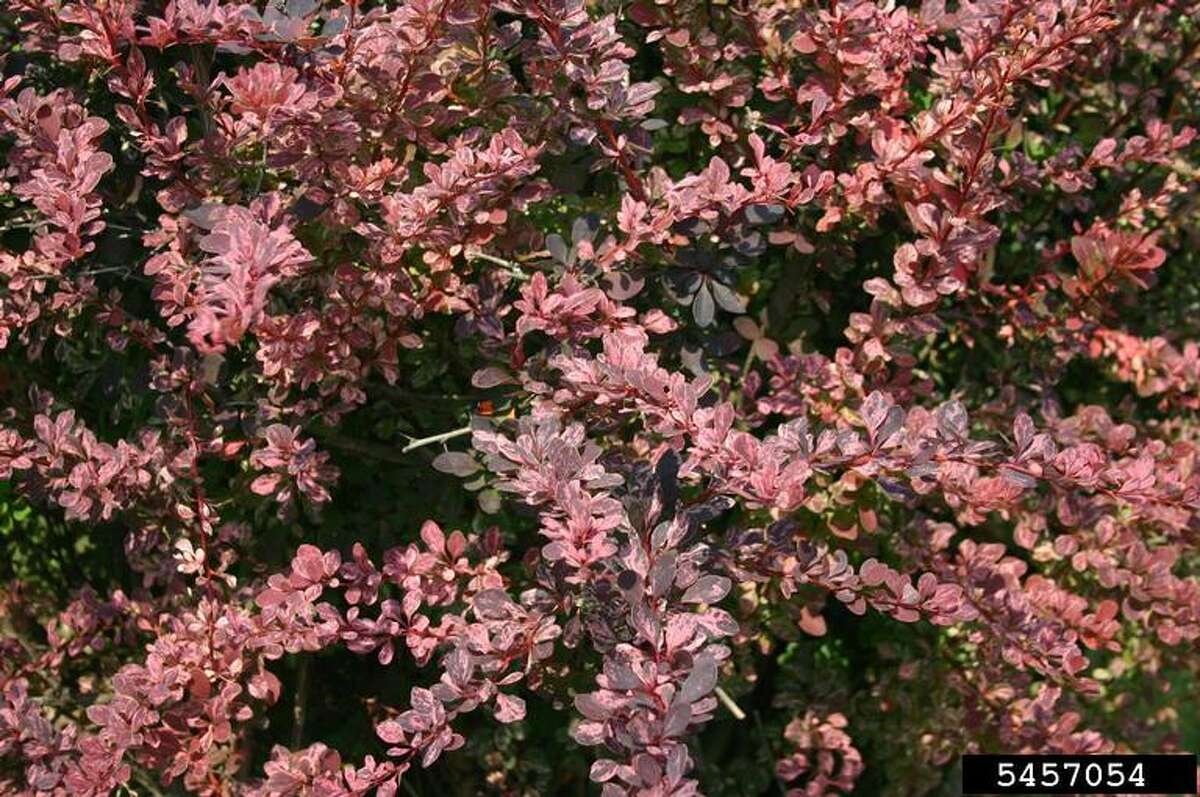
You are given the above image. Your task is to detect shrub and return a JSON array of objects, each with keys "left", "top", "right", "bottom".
[{"left": 0, "top": 0, "right": 1197, "bottom": 794}]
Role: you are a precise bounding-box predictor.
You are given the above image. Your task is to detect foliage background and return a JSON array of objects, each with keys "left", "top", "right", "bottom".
[{"left": 1, "top": 0, "right": 1199, "bottom": 794}]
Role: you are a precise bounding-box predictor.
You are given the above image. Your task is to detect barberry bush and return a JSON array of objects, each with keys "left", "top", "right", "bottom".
[{"left": 0, "top": 0, "right": 1198, "bottom": 793}]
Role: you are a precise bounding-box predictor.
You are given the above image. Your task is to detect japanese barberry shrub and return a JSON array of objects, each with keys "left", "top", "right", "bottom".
[{"left": 0, "top": 0, "right": 1198, "bottom": 794}]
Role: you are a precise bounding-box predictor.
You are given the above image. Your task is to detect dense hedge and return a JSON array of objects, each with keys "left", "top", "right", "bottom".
[{"left": 1, "top": 0, "right": 1198, "bottom": 794}]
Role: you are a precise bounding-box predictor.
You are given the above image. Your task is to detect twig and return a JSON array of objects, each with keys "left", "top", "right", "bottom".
[
  {"left": 466, "top": 250, "right": 531, "bottom": 281},
  {"left": 24, "top": 265, "right": 148, "bottom": 283},
  {"left": 314, "top": 424, "right": 478, "bottom": 461},
  {"left": 253, "top": 135, "right": 269, "bottom": 196},
  {"left": 714, "top": 686, "right": 747, "bottom": 720},
  {"left": 400, "top": 425, "right": 473, "bottom": 453},
  {"left": 291, "top": 656, "right": 310, "bottom": 748}
]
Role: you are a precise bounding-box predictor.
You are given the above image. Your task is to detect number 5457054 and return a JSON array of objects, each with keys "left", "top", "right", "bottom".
[{"left": 995, "top": 760, "right": 1146, "bottom": 790}]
